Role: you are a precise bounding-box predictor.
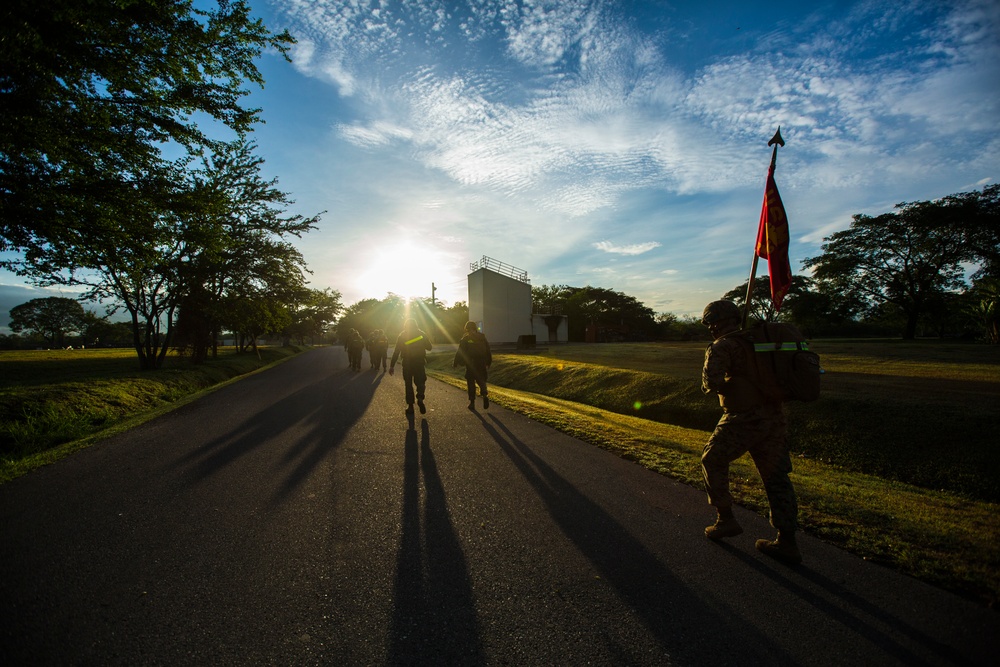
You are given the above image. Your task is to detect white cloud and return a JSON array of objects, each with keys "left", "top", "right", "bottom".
[
  {"left": 593, "top": 240, "right": 661, "bottom": 255},
  {"left": 337, "top": 121, "right": 414, "bottom": 148},
  {"left": 263, "top": 0, "right": 1000, "bottom": 316}
]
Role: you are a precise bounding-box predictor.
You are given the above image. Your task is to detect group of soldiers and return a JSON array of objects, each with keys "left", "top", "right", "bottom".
[
  {"left": 340, "top": 301, "right": 803, "bottom": 565},
  {"left": 342, "top": 328, "right": 389, "bottom": 372}
]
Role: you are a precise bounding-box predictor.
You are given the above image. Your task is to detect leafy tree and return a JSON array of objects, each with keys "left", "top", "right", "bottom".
[
  {"left": 337, "top": 298, "right": 387, "bottom": 343},
  {"left": 532, "top": 284, "right": 572, "bottom": 314},
  {"left": 721, "top": 275, "right": 832, "bottom": 331},
  {"left": 1, "top": 0, "right": 293, "bottom": 254},
  {"left": 655, "top": 312, "right": 707, "bottom": 341},
  {"left": 179, "top": 139, "right": 321, "bottom": 360},
  {"left": 1, "top": 1, "right": 297, "bottom": 368},
  {"left": 564, "top": 286, "right": 657, "bottom": 341},
  {"left": 530, "top": 284, "right": 657, "bottom": 341},
  {"left": 83, "top": 316, "right": 135, "bottom": 348},
  {"left": 8, "top": 296, "right": 86, "bottom": 346},
  {"left": 967, "top": 277, "right": 1000, "bottom": 344},
  {"left": 283, "top": 288, "right": 343, "bottom": 345},
  {"left": 803, "top": 191, "right": 986, "bottom": 339},
  {"left": 941, "top": 185, "right": 1000, "bottom": 280}
]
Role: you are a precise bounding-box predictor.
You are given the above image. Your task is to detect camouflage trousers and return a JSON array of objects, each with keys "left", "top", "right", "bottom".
[
  {"left": 701, "top": 407, "right": 798, "bottom": 532},
  {"left": 465, "top": 367, "right": 488, "bottom": 401},
  {"left": 402, "top": 364, "right": 427, "bottom": 405}
]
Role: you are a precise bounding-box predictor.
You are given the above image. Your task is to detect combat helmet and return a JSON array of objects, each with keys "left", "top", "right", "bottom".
[{"left": 701, "top": 300, "right": 740, "bottom": 326}]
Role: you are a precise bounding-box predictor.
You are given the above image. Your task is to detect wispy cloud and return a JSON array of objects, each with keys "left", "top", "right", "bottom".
[
  {"left": 593, "top": 240, "right": 661, "bottom": 255},
  {"left": 260, "top": 0, "right": 999, "bottom": 314}
]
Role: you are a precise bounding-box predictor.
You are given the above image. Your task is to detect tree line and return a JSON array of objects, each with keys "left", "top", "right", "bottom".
[
  {"left": 533, "top": 184, "right": 999, "bottom": 343},
  {"left": 335, "top": 296, "right": 470, "bottom": 348},
  {"left": 1, "top": 1, "right": 342, "bottom": 367},
  {"left": 6, "top": 181, "right": 997, "bottom": 351}
]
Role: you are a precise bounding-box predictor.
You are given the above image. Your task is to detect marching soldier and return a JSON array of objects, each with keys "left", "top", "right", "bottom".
[
  {"left": 389, "top": 319, "right": 433, "bottom": 414},
  {"left": 700, "top": 300, "right": 801, "bottom": 564}
]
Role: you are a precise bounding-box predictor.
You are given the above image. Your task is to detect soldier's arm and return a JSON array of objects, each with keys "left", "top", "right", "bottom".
[{"left": 702, "top": 342, "right": 732, "bottom": 395}]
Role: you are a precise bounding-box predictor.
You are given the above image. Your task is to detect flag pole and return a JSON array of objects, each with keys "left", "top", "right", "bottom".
[{"left": 741, "top": 127, "right": 784, "bottom": 330}]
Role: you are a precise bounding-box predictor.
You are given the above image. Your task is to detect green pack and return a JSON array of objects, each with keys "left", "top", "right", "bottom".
[{"left": 740, "top": 322, "right": 821, "bottom": 402}]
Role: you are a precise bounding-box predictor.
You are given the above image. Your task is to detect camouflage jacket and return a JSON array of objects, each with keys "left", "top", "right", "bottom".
[
  {"left": 390, "top": 329, "right": 432, "bottom": 367},
  {"left": 703, "top": 333, "right": 780, "bottom": 416}
]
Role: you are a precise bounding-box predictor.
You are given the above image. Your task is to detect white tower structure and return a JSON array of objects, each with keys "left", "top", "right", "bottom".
[{"left": 467, "top": 256, "right": 533, "bottom": 345}]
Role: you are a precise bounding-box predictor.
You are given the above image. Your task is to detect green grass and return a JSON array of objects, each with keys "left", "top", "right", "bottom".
[
  {"left": 426, "top": 340, "right": 1000, "bottom": 607},
  {"left": 432, "top": 340, "right": 1000, "bottom": 501},
  {"left": 0, "top": 346, "right": 303, "bottom": 482}
]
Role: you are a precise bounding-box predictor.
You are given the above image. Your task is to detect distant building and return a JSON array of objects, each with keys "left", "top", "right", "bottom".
[
  {"left": 467, "top": 256, "right": 568, "bottom": 345},
  {"left": 467, "top": 256, "right": 533, "bottom": 345},
  {"left": 533, "top": 313, "right": 568, "bottom": 343}
]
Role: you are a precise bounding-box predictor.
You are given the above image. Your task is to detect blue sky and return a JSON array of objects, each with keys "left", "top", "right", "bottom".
[{"left": 2, "top": 0, "right": 998, "bottom": 329}]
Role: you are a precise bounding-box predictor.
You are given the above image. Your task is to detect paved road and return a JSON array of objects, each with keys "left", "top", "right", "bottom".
[{"left": 1, "top": 347, "right": 996, "bottom": 666}]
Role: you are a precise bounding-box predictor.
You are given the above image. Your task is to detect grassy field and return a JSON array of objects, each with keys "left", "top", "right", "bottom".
[
  {"left": 0, "top": 346, "right": 302, "bottom": 482},
  {"left": 426, "top": 339, "right": 1000, "bottom": 607}
]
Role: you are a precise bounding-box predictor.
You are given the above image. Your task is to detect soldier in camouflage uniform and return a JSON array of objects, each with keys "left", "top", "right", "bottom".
[
  {"left": 389, "top": 319, "right": 433, "bottom": 415},
  {"left": 700, "top": 300, "right": 801, "bottom": 564}
]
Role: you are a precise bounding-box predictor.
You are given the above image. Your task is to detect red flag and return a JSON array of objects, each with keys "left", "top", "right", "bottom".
[{"left": 755, "top": 164, "right": 792, "bottom": 311}]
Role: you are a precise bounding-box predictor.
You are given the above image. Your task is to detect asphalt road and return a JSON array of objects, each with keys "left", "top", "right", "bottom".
[{"left": 1, "top": 346, "right": 996, "bottom": 666}]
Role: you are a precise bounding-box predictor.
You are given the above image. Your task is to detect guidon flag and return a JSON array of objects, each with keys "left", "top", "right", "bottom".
[{"left": 755, "top": 163, "right": 793, "bottom": 311}]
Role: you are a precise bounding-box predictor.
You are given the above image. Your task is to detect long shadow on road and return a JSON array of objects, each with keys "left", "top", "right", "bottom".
[
  {"left": 172, "top": 354, "right": 383, "bottom": 503},
  {"left": 479, "top": 412, "right": 796, "bottom": 666},
  {"left": 389, "top": 418, "right": 485, "bottom": 666},
  {"left": 716, "top": 540, "right": 965, "bottom": 666}
]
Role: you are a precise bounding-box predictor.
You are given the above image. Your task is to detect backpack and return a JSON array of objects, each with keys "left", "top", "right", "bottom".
[
  {"left": 467, "top": 336, "right": 488, "bottom": 360},
  {"left": 459, "top": 334, "right": 489, "bottom": 366},
  {"left": 739, "top": 322, "right": 821, "bottom": 402}
]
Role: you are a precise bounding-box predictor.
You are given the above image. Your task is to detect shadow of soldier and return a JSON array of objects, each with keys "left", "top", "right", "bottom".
[
  {"left": 389, "top": 419, "right": 484, "bottom": 665},
  {"left": 477, "top": 412, "right": 796, "bottom": 665}
]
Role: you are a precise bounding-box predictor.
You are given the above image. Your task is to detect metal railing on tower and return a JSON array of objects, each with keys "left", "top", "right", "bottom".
[{"left": 469, "top": 256, "right": 531, "bottom": 284}]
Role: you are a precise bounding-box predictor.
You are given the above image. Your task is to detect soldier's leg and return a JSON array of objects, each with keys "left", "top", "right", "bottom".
[
  {"left": 748, "top": 417, "right": 798, "bottom": 533},
  {"left": 744, "top": 409, "right": 802, "bottom": 561},
  {"left": 402, "top": 366, "right": 416, "bottom": 405},
  {"left": 701, "top": 419, "right": 751, "bottom": 513},
  {"left": 414, "top": 366, "right": 427, "bottom": 401}
]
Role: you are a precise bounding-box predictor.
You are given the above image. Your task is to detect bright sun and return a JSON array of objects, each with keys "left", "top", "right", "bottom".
[{"left": 355, "top": 241, "right": 459, "bottom": 302}]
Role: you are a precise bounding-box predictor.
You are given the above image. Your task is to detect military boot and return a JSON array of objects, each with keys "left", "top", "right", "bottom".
[
  {"left": 704, "top": 511, "right": 743, "bottom": 540},
  {"left": 755, "top": 531, "right": 802, "bottom": 565}
]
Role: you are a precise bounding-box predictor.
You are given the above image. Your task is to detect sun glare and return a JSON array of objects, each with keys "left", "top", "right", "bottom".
[{"left": 355, "top": 241, "right": 461, "bottom": 302}]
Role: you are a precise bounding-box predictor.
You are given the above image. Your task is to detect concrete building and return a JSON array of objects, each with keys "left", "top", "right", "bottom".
[
  {"left": 467, "top": 256, "right": 533, "bottom": 345},
  {"left": 467, "top": 256, "right": 568, "bottom": 345}
]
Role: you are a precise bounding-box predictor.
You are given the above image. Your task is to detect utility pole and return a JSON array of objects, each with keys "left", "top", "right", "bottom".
[{"left": 431, "top": 282, "right": 437, "bottom": 306}]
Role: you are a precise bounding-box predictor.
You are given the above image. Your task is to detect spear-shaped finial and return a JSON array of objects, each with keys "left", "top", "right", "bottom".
[{"left": 767, "top": 127, "right": 784, "bottom": 169}]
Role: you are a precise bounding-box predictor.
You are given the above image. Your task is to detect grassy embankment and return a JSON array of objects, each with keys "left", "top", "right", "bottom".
[
  {"left": 426, "top": 339, "right": 1000, "bottom": 607},
  {"left": 0, "top": 346, "right": 302, "bottom": 482}
]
